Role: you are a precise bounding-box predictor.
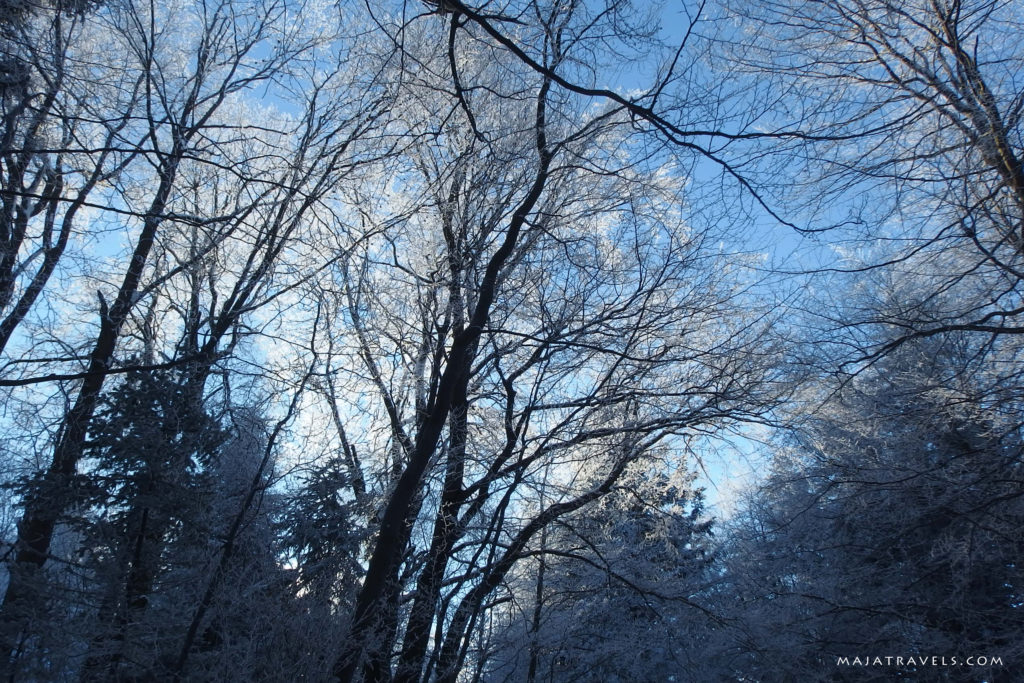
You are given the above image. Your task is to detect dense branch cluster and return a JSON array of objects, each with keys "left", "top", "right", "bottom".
[{"left": 0, "top": 0, "right": 1021, "bottom": 681}]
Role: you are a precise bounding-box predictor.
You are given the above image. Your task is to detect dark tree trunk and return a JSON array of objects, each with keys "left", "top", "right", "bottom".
[
  {"left": 0, "top": 147, "right": 183, "bottom": 675},
  {"left": 332, "top": 76, "right": 552, "bottom": 682}
]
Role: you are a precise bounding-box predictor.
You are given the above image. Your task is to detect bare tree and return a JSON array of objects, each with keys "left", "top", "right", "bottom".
[
  {"left": 0, "top": 0, "right": 389, "bottom": 673},
  {"left": 313, "top": 5, "right": 784, "bottom": 681},
  {"left": 719, "top": 0, "right": 1024, "bottom": 361},
  {"left": 0, "top": 1, "right": 855, "bottom": 680}
]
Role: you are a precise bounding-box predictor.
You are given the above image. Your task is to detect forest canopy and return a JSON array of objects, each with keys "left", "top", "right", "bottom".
[{"left": 0, "top": 0, "right": 1021, "bottom": 681}]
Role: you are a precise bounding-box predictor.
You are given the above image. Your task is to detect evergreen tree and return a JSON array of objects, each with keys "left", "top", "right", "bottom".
[
  {"left": 713, "top": 336, "right": 1024, "bottom": 680},
  {"left": 76, "top": 370, "right": 225, "bottom": 680},
  {"left": 487, "top": 466, "right": 716, "bottom": 682}
]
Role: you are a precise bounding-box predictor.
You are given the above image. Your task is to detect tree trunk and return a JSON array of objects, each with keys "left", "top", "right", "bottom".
[
  {"left": 332, "top": 76, "right": 552, "bottom": 681},
  {"left": 0, "top": 146, "right": 182, "bottom": 675},
  {"left": 393, "top": 395, "right": 469, "bottom": 683}
]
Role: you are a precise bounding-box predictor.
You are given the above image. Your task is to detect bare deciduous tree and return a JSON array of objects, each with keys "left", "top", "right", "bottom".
[
  {"left": 312, "top": 5, "right": 784, "bottom": 680},
  {"left": 0, "top": 0, "right": 388, "bottom": 673}
]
